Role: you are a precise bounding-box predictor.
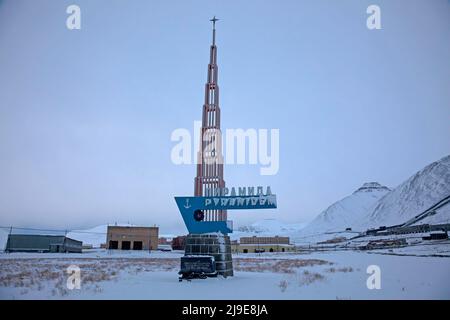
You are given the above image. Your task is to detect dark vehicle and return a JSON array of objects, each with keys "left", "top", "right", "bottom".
[{"left": 178, "top": 255, "right": 218, "bottom": 281}]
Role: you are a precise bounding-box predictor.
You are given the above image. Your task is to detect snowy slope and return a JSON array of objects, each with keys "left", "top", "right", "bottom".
[
  {"left": 299, "top": 182, "right": 390, "bottom": 235},
  {"left": 236, "top": 219, "right": 307, "bottom": 235},
  {"left": 67, "top": 223, "right": 135, "bottom": 248},
  {"left": 360, "top": 155, "right": 450, "bottom": 228},
  {"left": 415, "top": 202, "right": 450, "bottom": 225},
  {"left": 231, "top": 219, "right": 307, "bottom": 241},
  {"left": 0, "top": 229, "right": 8, "bottom": 251},
  {"left": 67, "top": 225, "right": 109, "bottom": 248}
]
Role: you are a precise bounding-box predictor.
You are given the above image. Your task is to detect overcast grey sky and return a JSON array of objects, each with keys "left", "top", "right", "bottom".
[{"left": 0, "top": 0, "right": 449, "bottom": 234}]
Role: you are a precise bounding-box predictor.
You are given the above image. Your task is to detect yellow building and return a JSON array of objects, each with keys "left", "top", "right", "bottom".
[
  {"left": 232, "top": 236, "right": 295, "bottom": 254},
  {"left": 241, "top": 236, "right": 290, "bottom": 245}
]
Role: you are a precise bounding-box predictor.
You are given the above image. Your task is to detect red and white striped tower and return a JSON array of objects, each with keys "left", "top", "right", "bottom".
[{"left": 194, "top": 17, "right": 227, "bottom": 222}]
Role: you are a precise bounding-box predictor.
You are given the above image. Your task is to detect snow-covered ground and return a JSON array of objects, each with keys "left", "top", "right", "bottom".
[{"left": 0, "top": 249, "right": 449, "bottom": 300}]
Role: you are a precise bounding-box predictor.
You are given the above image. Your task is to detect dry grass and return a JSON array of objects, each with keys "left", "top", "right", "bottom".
[
  {"left": 278, "top": 280, "right": 288, "bottom": 292},
  {"left": 299, "top": 270, "right": 325, "bottom": 286},
  {"left": 1, "top": 256, "right": 333, "bottom": 296},
  {"left": 0, "top": 257, "right": 179, "bottom": 296},
  {"left": 326, "top": 266, "right": 353, "bottom": 273},
  {"left": 234, "top": 258, "right": 331, "bottom": 274}
]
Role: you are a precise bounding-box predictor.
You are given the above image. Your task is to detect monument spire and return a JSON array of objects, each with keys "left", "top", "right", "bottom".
[
  {"left": 194, "top": 17, "right": 226, "bottom": 222},
  {"left": 210, "top": 16, "right": 219, "bottom": 46}
]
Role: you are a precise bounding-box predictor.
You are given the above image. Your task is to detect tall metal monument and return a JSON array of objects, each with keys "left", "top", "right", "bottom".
[
  {"left": 175, "top": 18, "right": 277, "bottom": 279},
  {"left": 194, "top": 16, "right": 226, "bottom": 222}
]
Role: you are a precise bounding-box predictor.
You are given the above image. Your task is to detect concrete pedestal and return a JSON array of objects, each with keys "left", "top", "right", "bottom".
[{"left": 184, "top": 233, "right": 233, "bottom": 277}]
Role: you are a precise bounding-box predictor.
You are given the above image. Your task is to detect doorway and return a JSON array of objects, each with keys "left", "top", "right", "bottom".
[
  {"left": 109, "top": 241, "right": 118, "bottom": 249},
  {"left": 121, "top": 241, "right": 131, "bottom": 250},
  {"left": 133, "top": 241, "right": 143, "bottom": 250}
]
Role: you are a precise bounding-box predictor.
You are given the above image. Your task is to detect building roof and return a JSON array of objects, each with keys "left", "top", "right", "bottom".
[
  {"left": 8, "top": 234, "right": 82, "bottom": 243},
  {"left": 107, "top": 226, "right": 158, "bottom": 230}
]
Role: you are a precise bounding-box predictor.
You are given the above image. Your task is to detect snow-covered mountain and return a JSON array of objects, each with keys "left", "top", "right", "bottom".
[
  {"left": 359, "top": 155, "right": 450, "bottom": 228},
  {"left": 300, "top": 182, "right": 391, "bottom": 234},
  {"left": 300, "top": 155, "right": 450, "bottom": 238}
]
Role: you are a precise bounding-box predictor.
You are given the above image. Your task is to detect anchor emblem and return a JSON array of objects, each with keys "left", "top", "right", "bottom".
[{"left": 184, "top": 198, "right": 192, "bottom": 209}]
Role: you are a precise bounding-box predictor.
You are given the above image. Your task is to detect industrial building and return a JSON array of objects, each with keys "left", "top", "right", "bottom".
[
  {"left": 232, "top": 236, "right": 295, "bottom": 253},
  {"left": 172, "top": 235, "right": 187, "bottom": 250},
  {"left": 158, "top": 237, "right": 172, "bottom": 245},
  {"left": 5, "top": 234, "right": 82, "bottom": 253},
  {"left": 106, "top": 226, "right": 158, "bottom": 250}
]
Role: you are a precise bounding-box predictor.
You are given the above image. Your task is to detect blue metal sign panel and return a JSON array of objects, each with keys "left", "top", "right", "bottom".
[{"left": 175, "top": 195, "right": 277, "bottom": 234}]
